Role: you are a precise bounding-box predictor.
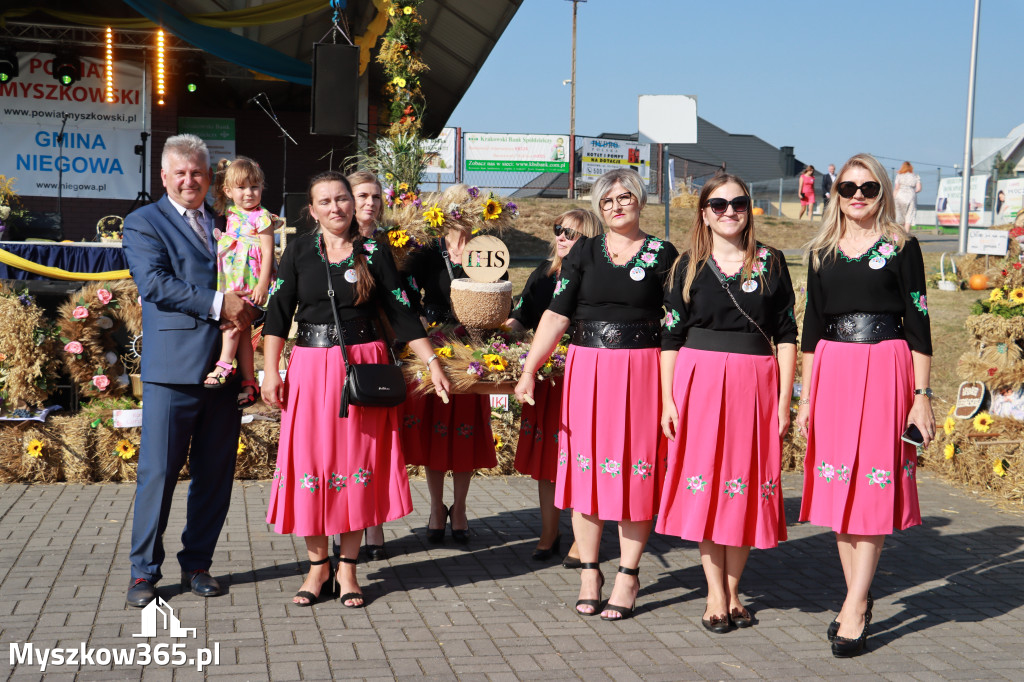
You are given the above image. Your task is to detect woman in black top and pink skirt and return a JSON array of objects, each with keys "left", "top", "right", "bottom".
[
  {"left": 515, "top": 169, "right": 678, "bottom": 621},
  {"left": 795, "top": 153, "right": 934, "bottom": 657}
]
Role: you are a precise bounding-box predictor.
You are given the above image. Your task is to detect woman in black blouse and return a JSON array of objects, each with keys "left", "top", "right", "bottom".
[
  {"left": 505, "top": 208, "right": 603, "bottom": 564},
  {"left": 515, "top": 169, "right": 679, "bottom": 621},
  {"left": 261, "top": 171, "right": 448, "bottom": 607},
  {"left": 657, "top": 173, "right": 796, "bottom": 634},
  {"left": 400, "top": 220, "right": 499, "bottom": 544},
  {"left": 795, "top": 153, "right": 933, "bottom": 657}
]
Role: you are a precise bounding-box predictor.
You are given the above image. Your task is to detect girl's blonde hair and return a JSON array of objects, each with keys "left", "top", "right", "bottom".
[
  {"left": 805, "top": 153, "right": 907, "bottom": 270},
  {"left": 547, "top": 208, "right": 603, "bottom": 276},
  {"left": 669, "top": 172, "right": 767, "bottom": 303},
  {"left": 213, "top": 156, "right": 265, "bottom": 215}
]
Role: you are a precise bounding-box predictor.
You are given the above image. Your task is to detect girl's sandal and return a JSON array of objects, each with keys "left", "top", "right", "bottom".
[
  {"left": 204, "top": 361, "right": 235, "bottom": 388},
  {"left": 237, "top": 380, "right": 260, "bottom": 408}
]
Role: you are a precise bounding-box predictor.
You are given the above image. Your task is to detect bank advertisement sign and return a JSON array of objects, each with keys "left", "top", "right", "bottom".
[
  {"left": 0, "top": 53, "right": 146, "bottom": 200},
  {"left": 936, "top": 175, "right": 990, "bottom": 227},
  {"left": 178, "top": 117, "right": 236, "bottom": 164},
  {"left": 464, "top": 133, "right": 570, "bottom": 173},
  {"left": 996, "top": 178, "right": 1024, "bottom": 225},
  {"left": 579, "top": 137, "right": 651, "bottom": 183}
]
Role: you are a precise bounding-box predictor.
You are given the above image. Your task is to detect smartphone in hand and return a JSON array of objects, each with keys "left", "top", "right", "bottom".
[{"left": 901, "top": 424, "right": 924, "bottom": 446}]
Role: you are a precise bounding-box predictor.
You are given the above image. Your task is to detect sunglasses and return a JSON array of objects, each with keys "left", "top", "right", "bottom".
[
  {"left": 553, "top": 224, "right": 581, "bottom": 240},
  {"left": 836, "top": 181, "right": 881, "bottom": 199},
  {"left": 706, "top": 196, "right": 751, "bottom": 215}
]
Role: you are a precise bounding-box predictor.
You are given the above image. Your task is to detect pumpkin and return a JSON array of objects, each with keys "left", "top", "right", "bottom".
[
  {"left": 968, "top": 274, "right": 989, "bottom": 290},
  {"left": 752, "top": 207, "right": 765, "bottom": 216}
]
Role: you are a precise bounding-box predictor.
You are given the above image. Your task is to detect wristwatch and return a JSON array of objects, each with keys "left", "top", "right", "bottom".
[{"left": 914, "top": 388, "right": 933, "bottom": 398}]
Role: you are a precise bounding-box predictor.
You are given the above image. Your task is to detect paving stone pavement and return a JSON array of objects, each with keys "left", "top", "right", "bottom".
[{"left": 1, "top": 471, "right": 1022, "bottom": 681}]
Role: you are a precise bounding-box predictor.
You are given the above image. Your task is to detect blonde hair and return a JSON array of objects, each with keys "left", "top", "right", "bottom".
[
  {"left": 346, "top": 170, "right": 384, "bottom": 224},
  {"left": 213, "top": 156, "right": 265, "bottom": 215},
  {"left": 591, "top": 168, "right": 648, "bottom": 217},
  {"left": 669, "top": 173, "right": 766, "bottom": 303},
  {"left": 547, "top": 208, "right": 603, "bottom": 276},
  {"left": 805, "top": 153, "right": 907, "bottom": 270}
]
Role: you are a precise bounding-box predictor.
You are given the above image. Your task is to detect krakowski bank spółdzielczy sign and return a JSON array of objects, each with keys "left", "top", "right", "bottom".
[{"left": 0, "top": 53, "right": 145, "bottom": 200}]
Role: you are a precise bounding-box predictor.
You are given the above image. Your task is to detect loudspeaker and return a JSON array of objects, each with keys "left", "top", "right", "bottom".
[
  {"left": 311, "top": 43, "right": 358, "bottom": 137},
  {"left": 284, "top": 192, "right": 315, "bottom": 234}
]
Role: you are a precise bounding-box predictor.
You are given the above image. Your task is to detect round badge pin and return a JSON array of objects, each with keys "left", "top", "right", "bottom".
[
  {"left": 344, "top": 268, "right": 359, "bottom": 283},
  {"left": 741, "top": 279, "right": 758, "bottom": 293},
  {"left": 629, "top": 266, "right": 646, "bottom": 281},
  {"left": 868, "top": 256, "right": 886, "bottom": 270}
]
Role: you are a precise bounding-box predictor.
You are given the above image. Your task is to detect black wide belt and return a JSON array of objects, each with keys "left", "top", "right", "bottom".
[
  {"left": 683, "top": 327, "right": 773, "bottom": 356},
  {"left": 823, "top": 313, "right": 904, "bottom": 344},
  {"left": 295, "top": 319, "right": 379, "bottom": 347},
  {"left": 571, "top": 320, "right": 660, "bottom": 349}
]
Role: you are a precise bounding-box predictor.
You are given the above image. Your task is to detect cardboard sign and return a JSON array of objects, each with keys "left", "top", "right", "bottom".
[
  {"left": 966, "top": 229, "right": 1009, "bottom": 256},
  {"left": 462, "top": 235, "right": 510, "bottom": 283},
  {"left": 954, "top": 381, "right": 986, "bottom": 419}
]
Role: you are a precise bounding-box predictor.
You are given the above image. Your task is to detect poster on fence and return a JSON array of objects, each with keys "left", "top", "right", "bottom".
[
  {"left": 423, "top": 127, "right": 456, "bottom": 174},
  {"left": 995, "top": 178, "right": 1024, "bottom": 225},
  {"left": 0, "top": 53, "right": 146, "bottom": 200},
  {"left": 579, "top": 137, "right": 651, "bottom": 183},
  {"left": 464, "top": 133, "right": 570, "bottom": 173},
  {"left": 935, "top": 175, "right": 990, "bottom": 227}
]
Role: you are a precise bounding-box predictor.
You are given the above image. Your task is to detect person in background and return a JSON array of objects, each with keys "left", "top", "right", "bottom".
[
  {"left": 504, "top": 208, "right": 603, "bottom": 565},
  {"left": 796, "top": 153, "right": 933, "bottom": 657},
  {"left": 798, "top": 166, "right": 816, "bottom": 220},
  {"left": 657, "top": 173, "right": 796, "bottom": 634},
  {"left": 893, "top": 162, "right": 922, "bottom": 231},
  {"left": 822, "top": 164, "right": 837, "bottom": 203}
]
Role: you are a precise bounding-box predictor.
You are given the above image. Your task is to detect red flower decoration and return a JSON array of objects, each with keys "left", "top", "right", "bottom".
[
  {"left": 988, "top": 368, "right": 997, "bottom": 376},
  {"left": 1015, "top": 263, "right": 1023, "bottom": 270}
]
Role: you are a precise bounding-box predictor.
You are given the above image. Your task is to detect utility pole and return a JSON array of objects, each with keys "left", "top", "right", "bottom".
[
  {"left": 959, "top": 0, "right": 981, "bottom": 254},
  {"left": 566, "top": 0, "right": 586, "bottom": 199}
]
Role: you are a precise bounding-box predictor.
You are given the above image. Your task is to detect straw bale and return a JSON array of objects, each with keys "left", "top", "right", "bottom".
[
  {"left": 0, "top": 287, "right": 61, "bottom": 409},
  {"left": 93, "top": 425, "right": 140, "bottom": 482},
  {"left": 236, "top": 420, "right": 278, "bottom": 479},
  {"left": 45, "top": 414, "right": 93, "bottom": 483},
  {"left": 10, "top": 425, "right": 63, "bottom": 483},
  {"left": 0, "top": 423, "right": 32, "bottom": 482},
  {"left": 927, "top": 411, "right": 1023, "bottom": 507},
  {"left": 477, "top": 408, "right": 519, "bottom": 476}
]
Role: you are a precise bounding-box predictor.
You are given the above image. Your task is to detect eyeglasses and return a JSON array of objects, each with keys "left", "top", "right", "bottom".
[
  {"left": 836, "top": 181, "right": 881, "bottom": 199},
  {"left": 553, "top": 224, "right": 581, "bottom": 240},
  {"left": 705, "top": 196, "right": 751, "bottom": 215},
  {"left": 598, "top": 191, "right": 636, "bottom": 211}
]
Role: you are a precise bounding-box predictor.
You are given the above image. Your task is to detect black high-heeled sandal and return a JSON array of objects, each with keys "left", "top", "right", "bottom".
[
  {"left": 600, "top": 565, "right": 639, "bottom": 621},
  {"left": 831, "top": 621, "right": 869, "bottom": 658},
  {"left": 294, "top": 557, "right": 334, "bottom": 607},
  {"left": 426, "top": 505, "right": 448, "bottom": 544},
  {"left": 336, "top": 557, "right": 365, "bottom": 609},
  {"left": 827, "top": 590, "right": 873, "bottom": 641},
  {"left": 532, "top": 534, "right": 562, "bottom": 561},
  {"left": 574, "top": 563, "right": 604, "bottom": 616}
]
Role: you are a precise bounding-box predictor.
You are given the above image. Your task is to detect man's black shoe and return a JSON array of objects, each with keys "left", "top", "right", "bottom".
[
  {"left": 126, "top": 578, "right": 158, "bottom": 608},
  {"left": 181, "top": 569, "right": 221, "bottom": 597}
]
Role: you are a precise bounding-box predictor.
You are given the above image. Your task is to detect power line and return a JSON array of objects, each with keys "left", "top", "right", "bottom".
[{"left": 869, "top": 153, "right": 959, "bottom": 170}]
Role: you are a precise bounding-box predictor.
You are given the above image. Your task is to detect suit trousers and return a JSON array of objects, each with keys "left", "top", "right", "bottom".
[{"left": 129, "top": 381, "right": 241, "bottom": 582}]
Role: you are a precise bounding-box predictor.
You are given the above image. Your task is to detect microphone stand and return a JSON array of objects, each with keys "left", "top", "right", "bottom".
[
  {"left": 251, "top": 93, "right": 297, "bottom": 216},
  {"left": 57, "top": 112, "right": 68, "bottom": 232}
]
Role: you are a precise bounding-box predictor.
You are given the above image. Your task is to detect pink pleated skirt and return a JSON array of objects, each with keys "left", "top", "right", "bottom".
[
  {"left": 655, "top": 347, "right": 786, "bottom": 549},
  {"left": 799, "top": 339, "right": 921, "bottom": 534},
  {"left": 514, "top": 376, "right": 563, "bottom": 483},
  {"left": 554, "top": 345, "right": 661, "bottom": 521},
  {"left": 399, "top": 388, "right": 497, "bottom": 473},
  {"left": 266, "top": 342, "right": 413, "bottom": 536}
]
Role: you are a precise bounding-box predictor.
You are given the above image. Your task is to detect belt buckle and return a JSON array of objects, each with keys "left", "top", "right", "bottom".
[{"left": 600, "top": 326, "right": 622, "bottom": 347}]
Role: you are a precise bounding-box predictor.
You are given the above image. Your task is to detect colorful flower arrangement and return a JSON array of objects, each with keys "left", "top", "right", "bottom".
[
  {"left": 377, "top": 0, "right": 428, "bottom": 136},
  {"left": 0, "top": 286, "right": 61, "bottom": 413}
]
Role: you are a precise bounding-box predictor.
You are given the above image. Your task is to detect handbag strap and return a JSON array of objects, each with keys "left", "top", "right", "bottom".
[
  {"left": 438, "top": 237, "right": 456, "bottom": 281},
  {"left": 706, "top": 258, "right": 776, "bottom": 359},
  {"left": 322, "top": 236, "right": 353, "bottom": 369}
]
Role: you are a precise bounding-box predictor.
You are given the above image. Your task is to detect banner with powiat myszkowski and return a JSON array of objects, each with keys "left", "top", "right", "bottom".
[{"left": 0, "top": 53, "right": 146, "bottom": 200}]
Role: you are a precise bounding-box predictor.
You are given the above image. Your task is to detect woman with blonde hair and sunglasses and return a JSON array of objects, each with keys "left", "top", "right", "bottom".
[
  {"left": 515, "top": 169, "right": 678, "bottom": 621},
  {"left": 657, "top": 172, "right": 796, "bottom": 634},
  {"left": 504, "top": 208, "right": 603, "bottom": 565},
  {"left": 795, "top": 153, "right": 933, "bottom": 657}
]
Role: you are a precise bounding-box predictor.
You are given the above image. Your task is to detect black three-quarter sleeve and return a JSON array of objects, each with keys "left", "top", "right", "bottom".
[
  {"left": 661, "top": 258, "right": 689, "bottom": 351},
  {"left": 547, "top": 243, "right": 582, "bottom": 318},
  {"left": 772, "top": 252, "right": 798, "bottom": 345},
  {"left": 264, "top": 237, "right": 299, "bottom": 339},
  {"left": 510, "top": 260, "right": 556, "bottom": 330},
  {"left": 801, "top": 256, "right": 826, "bottom": 352},
  {"left": 896, "top": 237, "right": 932, "bottom": 355},
  {"left": 369, "top": 242, "right": 427, "bottom": 343}
]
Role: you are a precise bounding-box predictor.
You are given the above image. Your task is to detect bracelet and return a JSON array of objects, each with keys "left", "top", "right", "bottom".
[
  {"left": 798, "top": 398, "right": 810, "bottom": 406},
  {"left": 521, "top": 369, "right": 535, "bottom": 376},
  {"left": 426, "top": 354, "right": 439, "bottom": 367}
]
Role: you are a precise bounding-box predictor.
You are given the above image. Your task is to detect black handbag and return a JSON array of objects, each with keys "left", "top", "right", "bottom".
[{"left": 323, "top": 250, "right": 407, "bottom": 417}]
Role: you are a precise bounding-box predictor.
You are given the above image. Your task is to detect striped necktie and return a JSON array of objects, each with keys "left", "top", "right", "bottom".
[{"left": 185, "top": 208, "right": 209, "bottom": 250}]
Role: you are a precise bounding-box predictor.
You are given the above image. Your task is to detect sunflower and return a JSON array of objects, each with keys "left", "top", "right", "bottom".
[
  {"left": 114, "top": 439, "right": 136, "bottom": 460},
  {"left": 483, "top": 199, "right": 502, "bottom": 220},
  {"left": 973, "top": 412, "right": 993, "bottom": 432},
  {"left": 391, "top": 77, "right": 407, "bottom": 88},
  {"left": 26, "top": 439, "right": 43, "bottom": 458},
  {"left": 994, "top": 458, "right": 1009, "bottom": 477},
  {"left": 237, "top": 439, "right": 246, "bottom": 456},
  {"left": 943, "top": 443, "right": 955, "bottom": 460},
  {"left": 1009, "top": 288, "right": 1024, "bottom": 305},
  {"left": 403, "top": 5, "right": 413, "bottom": 14},
  {"left": 398, "top": 182, "right": 409, "bottom": 192},
  {"left": 943, "top": 416, "right": 956, "bottom": 435},
  {"left": 387, "top": 229, "right": 410, "bottom": 248},
  {"left": 989, "top": 288, "right": 1004, "bottom": 302},
  {"left": 436, "top": 346, "right": 454, "bottom": 358},
  {"left": 493, "top": 435, "right": 503, "bottom": 450},
  {"left": 422, "top": 204, "right": 445, "bottom": 228},
  {"left": 482, "top": 353, "right": 507, "bottom": 372}
]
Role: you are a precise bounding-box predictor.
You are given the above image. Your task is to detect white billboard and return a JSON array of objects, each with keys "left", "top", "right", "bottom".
[
  {"left": 423, "top": 127, "right": 456, "bottom": 175},
  {"left": 936, "top": 175, "right": 991, "bottom": 227},
  {"left": 996, "top": 178, "right": 1024, "bottom": 225},
  {"left": 464, "top": 133, "right": 570, "bottom": 173}
]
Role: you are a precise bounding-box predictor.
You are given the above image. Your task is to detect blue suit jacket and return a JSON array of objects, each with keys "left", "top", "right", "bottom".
[{"left": 122, "top": 195, "right": 226, "bottom": 384}]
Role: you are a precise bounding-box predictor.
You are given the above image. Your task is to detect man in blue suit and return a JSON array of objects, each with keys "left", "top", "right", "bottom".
[{"left": 122, "top": 134, "right": 256, "bottom": 607}]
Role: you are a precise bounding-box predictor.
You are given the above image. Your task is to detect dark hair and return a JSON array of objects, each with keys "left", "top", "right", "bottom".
[{"left": 307, "top": 170, "right": 375, "bottom": 305}]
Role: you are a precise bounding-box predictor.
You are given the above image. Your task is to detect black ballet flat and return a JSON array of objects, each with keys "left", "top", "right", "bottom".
[
  {"left": 730, "top": 607, "right": 754, "bottom": 628},
  {"left": 702, "top": 613, "right": 733, "bottom": 634},
  {"left": 531, "top": 535, "right": 562, "bottom": 561},
  {"left": 426, "top": 505, "right": 448, "bottom": 544},
  {"left": 831, "top": 622, "right": 868, "bottom": 658}
]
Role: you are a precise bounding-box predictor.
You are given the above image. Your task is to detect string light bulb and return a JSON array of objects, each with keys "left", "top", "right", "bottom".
[
  {"left": 105, "top": 27, "right": 114, "bottom": 103},
  {"left": 156, "top": 29, "right": 165, "bottom": 105}
]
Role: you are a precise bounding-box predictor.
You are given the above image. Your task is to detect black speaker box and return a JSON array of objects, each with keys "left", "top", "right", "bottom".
[
  {"left": 311, "top": 43, "right": 358, "bottom": 137},
  {"left": 283, "top": 192, "right": 315, "bottom": 234}
]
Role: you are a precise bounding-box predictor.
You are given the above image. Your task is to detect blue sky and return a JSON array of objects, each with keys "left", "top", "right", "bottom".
[{"left": 449, "top": 0, "right": 1024, "bottom": 197}]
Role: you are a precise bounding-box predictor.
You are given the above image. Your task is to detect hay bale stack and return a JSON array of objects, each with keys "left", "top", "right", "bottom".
[
  {"left": 236, "top": 420, "right": 278, "bottom": 479},
  {"left": 93, "top": 424, "right": 140, "bottom": 482},
  {"left": 48, "top": 414, "right": 93, "bottom": 483}
]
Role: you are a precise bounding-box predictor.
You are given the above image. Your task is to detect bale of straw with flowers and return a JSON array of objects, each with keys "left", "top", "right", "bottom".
[
  {"left": 46, "top": 413, "right": 94, "bottom": 483},
  {"left": 0, "top": 286, "right": 61, "bottom": 412},
  {"left": 235, "top": 419, "right": 279, "bottom": 479},
  {"left": 11, "top": 426, "right": 63, "bottom": 483},
  {"left": 927, "top": 407, "right": 1023, "bottom": 506},
  {"left": 955, "top": 234, "right": 1022, "bottom": 278},
  {"left": 92, "top": 423, "right": 140, "bottom": 482},
  {"left": 477, "top": 407, "right": 519, "bottom": 476}
]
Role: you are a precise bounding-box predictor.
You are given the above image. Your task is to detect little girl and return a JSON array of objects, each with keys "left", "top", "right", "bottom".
[{"left": 204, "top": 156, "right": 279, "bottom": 407}]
